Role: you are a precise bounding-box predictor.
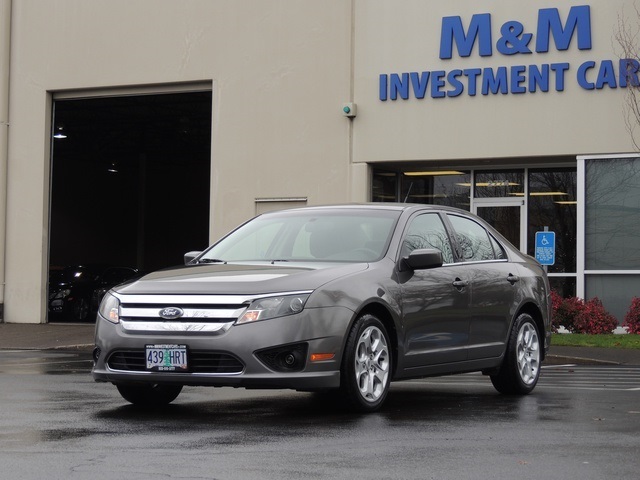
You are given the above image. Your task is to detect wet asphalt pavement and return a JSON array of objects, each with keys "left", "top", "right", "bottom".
[{"left": 1, "top": 350, "right": 640, "bottom": 479}]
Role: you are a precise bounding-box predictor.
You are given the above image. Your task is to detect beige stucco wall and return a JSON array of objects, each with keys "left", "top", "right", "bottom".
[
  {"left": 353, "top": 0, "right": 638, "bottom": 163},
  {"left": 3, "top": 0, "right": 353, "bottom": 323},
  {"left": 3, "top": 0, "right": 638, "bottom": 323}
]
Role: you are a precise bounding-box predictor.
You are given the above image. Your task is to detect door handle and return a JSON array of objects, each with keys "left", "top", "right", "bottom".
[
  {"left": 507, "top": 274, "right": 520, "bottom": 285},
  {"left": 452, "top": 278, "right": 469, "bottom": 289}
]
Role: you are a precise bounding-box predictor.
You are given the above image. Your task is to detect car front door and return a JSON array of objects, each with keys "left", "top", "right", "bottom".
[{"left": 398, "top": 212, "right": 471, "bottom": 368}]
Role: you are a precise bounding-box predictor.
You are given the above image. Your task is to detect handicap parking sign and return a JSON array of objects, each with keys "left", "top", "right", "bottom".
[{"left": 535, "top": 231, "right": 555, "bottom": 266}]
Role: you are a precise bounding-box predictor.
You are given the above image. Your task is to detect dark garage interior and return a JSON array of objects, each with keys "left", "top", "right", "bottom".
[{"left": 48, "top": 91, "right": 212, "bottom": 321}]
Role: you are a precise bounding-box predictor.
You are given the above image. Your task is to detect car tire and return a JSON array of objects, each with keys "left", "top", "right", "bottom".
[
  {"left": 71, "top": 297, "right": 90, "bottom": 322},
  {"left": 340, "top": 314, "right": 392, "bottom": 412},
  {"left": 490, "top": 313, "right": 541, "bottom": 395},
  {"left": 116, "top": 383, "right": 183, "bottom": 407}
]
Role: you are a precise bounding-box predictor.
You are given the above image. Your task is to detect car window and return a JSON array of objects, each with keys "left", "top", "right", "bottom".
[
  {"left": 215, "top": 221, "right": 286, "bottom": 261},
  {"left": 203, "top": 210, "right": 399, "bottom": 262},
  {"left": 401, "top": 213, "right": 454, "bottom": 264},
  {"left": 447, "top": 214, "right": 495, "bottom": 262},
  {"left": 489, "top": 234, "right": 508, "bottom": 259}
]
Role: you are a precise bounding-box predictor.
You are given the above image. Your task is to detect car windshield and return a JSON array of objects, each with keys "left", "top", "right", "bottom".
[{"left": 200, "top": 209, "right": 400, "bottom": 263}]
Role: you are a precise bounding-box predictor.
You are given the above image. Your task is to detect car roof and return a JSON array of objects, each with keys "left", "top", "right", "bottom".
[{"left": 260, "top": 203, "right": 462, "bottom": 215}]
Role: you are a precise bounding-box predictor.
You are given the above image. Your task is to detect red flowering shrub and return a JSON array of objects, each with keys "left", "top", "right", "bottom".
[
  {"left": 623, "top": 297, "right": 640, "bottom": 334},
  {"left": 550, "top": 290, "right": 563, "bottom": 333},
  {"left": 551, "top": 291, "right": 585, "bottom": 333},
  {"left": 573, "top": 297, "right": 618, "bottom": 334}
]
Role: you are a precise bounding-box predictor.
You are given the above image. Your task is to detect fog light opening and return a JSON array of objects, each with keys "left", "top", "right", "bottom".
[{"left": 255, "top": 343, "right": 308, "bottom": 373}]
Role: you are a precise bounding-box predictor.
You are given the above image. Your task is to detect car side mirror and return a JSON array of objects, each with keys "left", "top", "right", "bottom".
[
  {"left": 400, "top": 248, "right": 443, "bottom": 272},
  {"left": 184, "top": 251, "right": 202, "bottom": 265}
]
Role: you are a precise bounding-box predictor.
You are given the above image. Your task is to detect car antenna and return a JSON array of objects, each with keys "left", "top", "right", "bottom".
[{"left": 403, "top": 182, "right": 413, "bottom": 203}]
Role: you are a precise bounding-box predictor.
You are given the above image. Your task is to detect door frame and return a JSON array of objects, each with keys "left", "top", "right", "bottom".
[{"left": 472, "top": 198, "right": 526, "bottom": 252}]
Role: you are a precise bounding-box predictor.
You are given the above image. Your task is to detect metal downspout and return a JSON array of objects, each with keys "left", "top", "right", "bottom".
[{"left": 0, "top": 0, "right": 11, "bottom": 322}]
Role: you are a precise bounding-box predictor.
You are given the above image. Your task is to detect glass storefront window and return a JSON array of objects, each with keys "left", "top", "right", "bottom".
[
  {"left": 474, "top": 170, "right": 524, "bottom": 198},
  {"left": 586, "top": 157, "right": 640, "bottom": 270},
  {"left": 372, "top": 171, "right": 398, "bottom": 202},
  {"left": 549, "top": 276, "right": 576, "bottom": 298},
  {"left": 400, "top": 170, "right": 471, "bottom": 210},
  {"left": 528, "top": 168, "right": 577, "bottom": 274},
  {"left": 586, "top": 274, "right": 640, "bottom": 323},
  {"left": 371, "top": 166, "right": 578, "bottom": 297}
]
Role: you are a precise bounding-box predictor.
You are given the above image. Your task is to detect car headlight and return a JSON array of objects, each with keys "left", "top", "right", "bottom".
[
  {"left": 98, "top": 292, "right": 121, "bottom": 324},
  {"left": 237, "top": 293, "right": 311, "bottom": 325},
  {"left": 50, "top": 289, "right": 71, "bottom": 300}
]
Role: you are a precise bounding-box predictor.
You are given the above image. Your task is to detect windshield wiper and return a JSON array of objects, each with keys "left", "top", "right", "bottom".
[
  {"left": 197, "top": 258, "right": 227, "bottom": 264},
  {"left": 270, "top": 259, "right": 290, "bottom": 264}
]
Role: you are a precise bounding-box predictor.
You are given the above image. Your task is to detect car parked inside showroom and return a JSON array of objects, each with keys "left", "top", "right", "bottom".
[
  {"left": 49, "top": 265, "right": 139, "bottom": 322},
  {"left": 92, "top": 204, "right": 551, "bottom": 412}
]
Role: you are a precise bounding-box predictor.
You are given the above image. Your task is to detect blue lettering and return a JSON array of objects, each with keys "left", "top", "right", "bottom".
[
  {"left": 390, "top": 73, "right": 410, "bottom": 100},
  {"left": 379, "top": 74, "right": 388, "bottom": 101},
  {"left": 431, "top": 71, "right": 446, "bottom": 98},
  {"left": 578, "top": 61, "right": 596, "bottom": 90},
  {"left": 510, "top": 66, "right": 527, "bottom": 93},
  {"left": 497, "top": 21, "right": 533, "bottom": 55},
  {"left": 447, "top": 70, "right": 464, "bottom": 97},
  {"left": 619, "top": 59, "right": 640, "bottom": 88},
  {"left": 595, "top": 60, "right": 617, "bottom": 89},
  {"left": 550, "top": 63, "right": 570, "bottom": 91},
  {"left": 410, "top": 72, "right": 430, "bottom": 99},
  {"left": 440, "top": 14, "right": 493, "bottom": 59},
  {"left": 464, "top": 68, "right": 482, "bottom": 96},
  {"left": 482, "top": 67, "right": 508, "bottom": 95},
  {"left": 536, "top": 6, "right": 592, "bottom": 53},
  {"left": 529, "top": 64, "right": 550, "bottom": 92}
]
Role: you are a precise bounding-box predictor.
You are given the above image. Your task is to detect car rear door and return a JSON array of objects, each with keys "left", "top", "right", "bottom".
[{"left": 445, "top": 213, "right": 517, "bottom": 360}]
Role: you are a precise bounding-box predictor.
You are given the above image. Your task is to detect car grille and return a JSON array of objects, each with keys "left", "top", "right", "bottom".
[
  {"left": 119, "top": 295, "right": 250, "bottom": 323},
  {"left": 107, "top": 350, "right": 245, "bottom": 374}
]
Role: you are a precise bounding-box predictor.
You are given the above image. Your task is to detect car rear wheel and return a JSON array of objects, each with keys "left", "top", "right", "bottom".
[
  {"left": 116, "top": 383, "right": 183, "bottom": 407},
  {"left": 340, "top": 314, "right": 392, "bottom": 412},
  {"left": 71, "top": 297, "right": 90, "bottom": 322},
  {"left": 490, "top": 313, "right": 541, "bottom": 395}
]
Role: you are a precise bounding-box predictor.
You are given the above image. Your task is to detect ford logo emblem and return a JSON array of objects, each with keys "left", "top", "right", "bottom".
[{"left": 159, "top": 307, "right": 184, "bottom": 320}]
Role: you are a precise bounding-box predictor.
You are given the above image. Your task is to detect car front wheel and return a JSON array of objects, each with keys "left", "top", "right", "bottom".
[
  {"left": 490, "top": 313, "right": 541, "bottom": 395},
  {"left": 340, "top": 314, "right": 392, "bottom": 412},
  {"left": 116, "top": 383, "right": 183, "bottom": 407}
]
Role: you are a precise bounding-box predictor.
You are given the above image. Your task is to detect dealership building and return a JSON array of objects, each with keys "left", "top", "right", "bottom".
[{"left": 1, "top": 0, "right": 639, "bottom": 324}]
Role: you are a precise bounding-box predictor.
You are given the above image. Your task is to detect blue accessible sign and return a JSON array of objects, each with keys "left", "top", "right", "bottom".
[{"left": 535, "top": 231, "right": 556, "bottom": 266}]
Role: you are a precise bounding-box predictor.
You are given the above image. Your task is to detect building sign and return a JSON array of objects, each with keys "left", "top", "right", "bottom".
[
  {"left": 535, "top": 231, "right": 556, "bottom": 266},
  {"left": 379, "top": 5, "right": 638, "bottom": 101}
]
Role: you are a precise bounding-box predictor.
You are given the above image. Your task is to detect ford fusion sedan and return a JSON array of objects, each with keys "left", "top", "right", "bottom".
[{"left": 92, "top": 204, "right": 551, "bottom": 412}]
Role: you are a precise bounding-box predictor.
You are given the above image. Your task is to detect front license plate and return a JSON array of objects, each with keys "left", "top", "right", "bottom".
[{"left": 145, "top": 344, "right": 188, "bottom": 371}]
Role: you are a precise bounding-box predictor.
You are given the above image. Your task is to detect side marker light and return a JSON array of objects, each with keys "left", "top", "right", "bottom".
[{"left": 310, "top": 353, "right": 335, "bottom": 362}]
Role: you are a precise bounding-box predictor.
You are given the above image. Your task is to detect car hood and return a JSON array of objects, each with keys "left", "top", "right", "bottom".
[{"left": 113, "top": 262, "right": 369, "bottom": 296}]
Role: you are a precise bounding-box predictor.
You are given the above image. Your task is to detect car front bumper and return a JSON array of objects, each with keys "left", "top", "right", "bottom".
[{"left": 92, "top": 306, "right": 353, "bottom": 390}]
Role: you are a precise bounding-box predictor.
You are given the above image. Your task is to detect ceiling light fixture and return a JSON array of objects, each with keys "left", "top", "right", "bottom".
[
  {"left": 510, "top": 192, "right": 569, "bottom": 197},
  {"left": 404, "top": 170, "right": 466, "bottom": 176},
  {"left": 53, "top": 127, "right": 67, "bottom": 139}
]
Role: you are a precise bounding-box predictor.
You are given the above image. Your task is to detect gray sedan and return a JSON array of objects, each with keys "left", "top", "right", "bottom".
[{"left": 92, "top": 204, "right": 551, "bottom": 412}]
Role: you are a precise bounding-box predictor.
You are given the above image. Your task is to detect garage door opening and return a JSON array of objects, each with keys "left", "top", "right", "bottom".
[{"left": 48, "top": 91, "right": 212, "bottom": 322}]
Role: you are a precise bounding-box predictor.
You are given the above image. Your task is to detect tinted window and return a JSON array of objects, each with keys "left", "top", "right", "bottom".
[
  {"left": 401, "top": 213, "right": 454, "bottom": 264},
  {"left": 447, "top": 215, "right": 495, "bottom": 262}
]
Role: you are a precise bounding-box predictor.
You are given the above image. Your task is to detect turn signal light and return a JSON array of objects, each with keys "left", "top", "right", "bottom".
[{"left": 310, "top": 353, "right": 335, "bottom": 362}]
